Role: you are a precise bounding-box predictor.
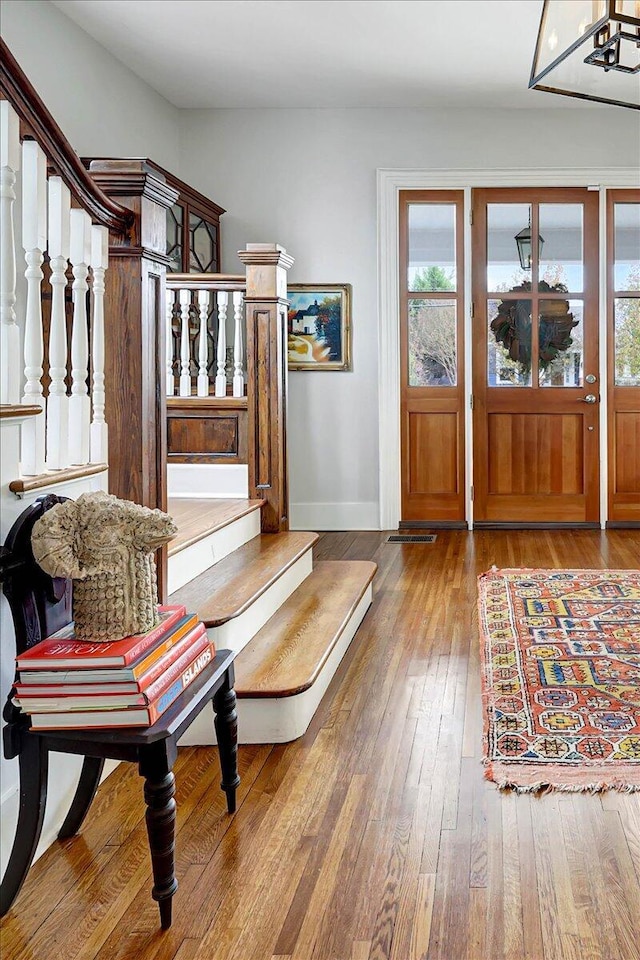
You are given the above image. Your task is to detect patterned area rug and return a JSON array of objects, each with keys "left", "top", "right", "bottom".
[{"left": 478, "top": 568, "right": 640, "bottom": 793}]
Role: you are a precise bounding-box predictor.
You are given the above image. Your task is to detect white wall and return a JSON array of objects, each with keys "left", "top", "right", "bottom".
[
  {"left": 179, "top": 106, "right": 640, "bottom": 529},
  {"left": 0, "top": 0, "right": 181, "bottom": 170}
]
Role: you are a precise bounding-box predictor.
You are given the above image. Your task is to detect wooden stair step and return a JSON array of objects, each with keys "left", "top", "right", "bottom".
[
  {"left": 167, "top": 498, "right": 263, "bottom": 557},
  {"left": 169, "top": 531, "right": 319, "bottom": 626},
  {"left": 234, "top": 560, "right": 377, "bottom": 698}
]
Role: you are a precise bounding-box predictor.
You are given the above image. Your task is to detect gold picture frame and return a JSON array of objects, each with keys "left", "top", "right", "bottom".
[{"left": 287, "top": 283, "right": 352, "bottom": 371}]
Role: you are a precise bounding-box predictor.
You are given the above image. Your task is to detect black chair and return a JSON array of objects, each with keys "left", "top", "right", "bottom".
[{"left": 0, "top": 494, "right": 240, "bottom": 929}]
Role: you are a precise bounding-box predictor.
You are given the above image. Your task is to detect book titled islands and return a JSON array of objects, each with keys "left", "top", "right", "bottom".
[{"left": 13, "top": 605, "right": 215, "bottom": 730}]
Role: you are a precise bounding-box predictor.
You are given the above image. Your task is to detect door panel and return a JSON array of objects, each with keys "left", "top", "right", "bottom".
[
  {"left": 409, "top": 412, "right": 458, "bottom": 493},
  {"left": 487, "top": 413, "right": 583, "bottom": 495},
  {"left": 607, "top": 190, "right": 640, "bottom": 526},
  {"left": 400, "top": 190, "right": 465, "bottom": 525},
  {"left": 472, "top": 188, "right": 600, "bottom": 526},
  {"left": 614, "top": 412, "right": 640, "bottom": 493}
]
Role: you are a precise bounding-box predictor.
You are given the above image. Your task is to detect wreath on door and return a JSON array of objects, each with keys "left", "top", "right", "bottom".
[{"left": 491, "top": 280, "right": 578, "bottom": 374}]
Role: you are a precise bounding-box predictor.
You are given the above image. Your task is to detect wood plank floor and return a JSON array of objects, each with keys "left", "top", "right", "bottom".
[{"left": 1, "top": 529, "right": 639, "bottom": 960}]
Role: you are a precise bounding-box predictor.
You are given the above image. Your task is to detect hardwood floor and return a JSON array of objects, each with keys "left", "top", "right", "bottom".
[{"left": 1, "top": 530, "right": 639, "bottom": 960}]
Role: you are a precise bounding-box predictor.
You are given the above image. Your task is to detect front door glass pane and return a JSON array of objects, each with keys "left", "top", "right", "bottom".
[
  {"left": 488, "top": 298, "right": 532, "bottom": 387},
  {"left": 487, "top": 204, "right": 532, "bottom": 292},
  {"left": 614, "top": 204, "right": 640, "bottom": 291},
  {"left": 539, "top": 299, "right": 584, "bottom": 386},
  {"left": 408, "top": 299, "right": 457, "bottom": 386},
  {"left": 539, "top": 204, "right": 583, "bottom": 291},
  {"left": 408, "top": 205, "right": 456, "bottom": 291},
  {"left": 615, "top": 298, "right": 640, "bottom": 386}
]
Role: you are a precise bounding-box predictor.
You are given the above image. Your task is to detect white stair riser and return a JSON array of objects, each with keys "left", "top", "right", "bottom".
[
  {"left": 206, "top": 547, "right": 313, "bottom": 654},
  {"left": 167, "top": 463, "right": 248, "bottom": 499},
  {"left": 179, "top": 583, "right": 373, "bottom": 746},
  {"left": 168, "top": 508, "right": 261, "bottom": 593}
]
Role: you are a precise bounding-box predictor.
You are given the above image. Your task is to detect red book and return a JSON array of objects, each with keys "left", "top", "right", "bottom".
[
  {"left": 15, "top": 623, "right": 207, "bottom": 694},
  {"left": 15, "top": 626, "right": 210, "bottom": 710},
  {"left": 27, "top": 642, "right": 217, "bottom": 730},
  {"left": 15, "top": 605, "right": 189, "bottom": 670}
]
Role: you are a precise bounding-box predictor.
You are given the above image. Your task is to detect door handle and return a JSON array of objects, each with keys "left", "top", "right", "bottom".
[{"left": 579, "top": 394, "right": 598, "bottom": 404}]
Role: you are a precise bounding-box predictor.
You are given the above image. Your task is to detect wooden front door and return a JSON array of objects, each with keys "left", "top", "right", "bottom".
[
  {"left": 399, "top": 190, "right": 466, "bottom": 526},
  {"left": 607, "top": 190, "right": 640, "bottom": 526},
  {"left": 472, "top": 188, "right": 600, "bottom": 526}
]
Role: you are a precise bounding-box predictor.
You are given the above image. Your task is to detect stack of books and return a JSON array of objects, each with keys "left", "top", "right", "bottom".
[{"left": 12, "top": 605, "right": 215, "bottom": 730}]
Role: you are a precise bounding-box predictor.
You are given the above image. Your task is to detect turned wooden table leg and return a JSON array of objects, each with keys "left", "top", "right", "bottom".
[
  {"left": 139, "top": 744, "right": 178, "bottom": 929},
  {"left": 212, "top": 668, "right": 241, "bottom": 814},
  {"left": 0, "top": 735, "right": 48, "bottom": 917}
]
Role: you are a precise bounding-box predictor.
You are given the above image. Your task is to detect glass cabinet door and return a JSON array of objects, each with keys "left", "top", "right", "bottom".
[
  {"left": 166, "top": 204, "right": 183, "bottom": 273},
  {"left": 166, "top": 200, "right": 221, "bottom": 274}
]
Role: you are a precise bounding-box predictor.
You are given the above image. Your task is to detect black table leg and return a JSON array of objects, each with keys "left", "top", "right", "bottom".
[
  {"left": 212, "top": 668, "right": 240, "bottom": 814},
  {"left": 58, "top": 756, "right": 105, "bottom": 839},
  {"left": 140, "top": 744, "right": 178, "bottom": 930},
  {"left": 0, "top": 736, "right": 48, "bottom": 917}
]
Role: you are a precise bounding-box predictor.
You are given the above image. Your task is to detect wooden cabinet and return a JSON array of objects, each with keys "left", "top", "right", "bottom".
[
  {"left": 167, "top": 397, "right": 248, "bottom": 464},
  {"left": 158, "top": 164, "right": 225, "bottom": 274},
  {"left": 83, "top": 158, "right": 225, "bottom": 275}
]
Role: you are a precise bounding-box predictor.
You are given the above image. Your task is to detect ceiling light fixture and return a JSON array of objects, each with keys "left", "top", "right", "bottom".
[{"left": 530, "top": 0, "right": 640, "bottom": 110}]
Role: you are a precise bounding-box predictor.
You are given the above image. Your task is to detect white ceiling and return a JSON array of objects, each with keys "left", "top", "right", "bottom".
[{"left": 50, "top": 0, "right": 577, "bottom": 111}]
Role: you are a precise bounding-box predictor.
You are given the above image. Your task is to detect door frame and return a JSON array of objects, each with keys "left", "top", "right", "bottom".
[{"left": 377, "top": 167, "right": 640, "bottom": 531}]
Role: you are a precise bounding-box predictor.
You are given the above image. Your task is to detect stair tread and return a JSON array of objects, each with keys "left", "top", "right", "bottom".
[
  {"left": 167, "top": 498, "right": 263, "bottom": 557},
  {"left": 169, "top": 531, "right": 319, "bottom": 626},
  {"left": 234, "top": 560, "right": 376, "bottom": 698}
]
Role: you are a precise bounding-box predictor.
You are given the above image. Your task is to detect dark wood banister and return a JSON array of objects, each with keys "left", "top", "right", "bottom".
[{"left": 0, "top": 38, "right": 134, "bottom": 236}]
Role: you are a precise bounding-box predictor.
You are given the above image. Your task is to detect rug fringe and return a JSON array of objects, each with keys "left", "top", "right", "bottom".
[{"left": 484, "top": 765, "right": 640, "bottom": 794}]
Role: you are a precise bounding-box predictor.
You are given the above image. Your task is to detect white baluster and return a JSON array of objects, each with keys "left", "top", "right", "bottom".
[
  {"left": 179, "top": 289, "right": 191, "bottom": 397},
  {"left": 232, "top": 291, "right": 245, "bottom": 398},
  {"left": 20, "top": 140, "right": 47, "bottom": 476},
  {"left": 215, "top": 291, "right": 228, "bottom": 398},
  {"left": 46, "top": 177, "right": 71, "bottom": 470},
  {"left": 197, "top": 289, "right": 210, "bottom": 397},
  {"left": 0, "top": 102, "right": 21, "bottom": 405},
  {"left": 90, "top": 225, "right": 109, "bottom": 464},
  {"left": 165, "top": 289, "right": 175, "bottom": 397},
  {"left": 68, "top": 209, "right": 92, "bottom": 465}
]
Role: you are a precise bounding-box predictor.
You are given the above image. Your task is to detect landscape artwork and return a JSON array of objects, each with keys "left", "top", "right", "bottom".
[{"left": 287, "top": 284, "right": 351, "bottom": 370}]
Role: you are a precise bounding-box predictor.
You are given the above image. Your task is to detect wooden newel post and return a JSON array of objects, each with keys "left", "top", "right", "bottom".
[
  {"left": 88, "top": 160, "right": 179, "bottom": 599},
  {"left": 237, "top": 243, "right": 294, "bottom": 534}
]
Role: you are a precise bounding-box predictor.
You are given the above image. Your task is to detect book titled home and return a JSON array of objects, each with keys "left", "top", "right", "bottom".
[
  {"left": 15, "top": 605, "right": 193, "bottom": 670},
  {"left": 26, "top": 641, "right": 216, "bottom": 730},
  {"left": 14, "top": 622, "right": 209, "bottom": 695},
  {"left": 14, "top": 625, "right": 210, "bottom": 710}
]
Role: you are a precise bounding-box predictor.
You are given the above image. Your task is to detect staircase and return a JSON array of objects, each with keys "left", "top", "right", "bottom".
[{"left": 166, "top": 498, "right": 376, "bottom": 744}]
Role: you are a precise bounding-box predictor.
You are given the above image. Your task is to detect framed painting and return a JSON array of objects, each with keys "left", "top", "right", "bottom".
[{"left": 287, "top": 284, "right": 352, "bottom": 371}]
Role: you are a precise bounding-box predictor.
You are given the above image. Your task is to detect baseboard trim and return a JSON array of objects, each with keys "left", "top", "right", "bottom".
[
  {"left": 606, "top": 521, "right": 640, "bottom": 529},
  {"left": 289, "top": 501, "right": 379, "bottom": 531},
  {"left": 398, "top": 520, "right": 468, "bottom": 530},
  {"left": 472, "top": 521, "right": 601, "bottom": 530}
]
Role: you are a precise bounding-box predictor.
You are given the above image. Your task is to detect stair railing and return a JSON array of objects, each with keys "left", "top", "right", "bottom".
[
  {"left": 0, "top": 38, "right": 133, "bottom": 490},
  {"left": 165, "top": 274, "right": 247, "bottom": 399},
  {"left": 167, "top": 246, "right": 294, "bottom": 534}
]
